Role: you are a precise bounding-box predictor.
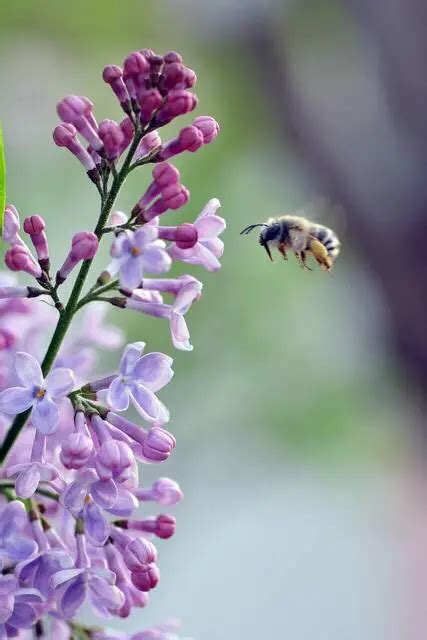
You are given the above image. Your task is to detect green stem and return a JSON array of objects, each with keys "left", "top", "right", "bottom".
[{"left": 0, "top": 128, "right": 143, "bottom": 464}]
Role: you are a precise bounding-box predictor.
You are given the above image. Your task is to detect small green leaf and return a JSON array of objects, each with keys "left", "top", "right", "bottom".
[{"left": 0, "top": 122, "right": 5, "bottom": 233}]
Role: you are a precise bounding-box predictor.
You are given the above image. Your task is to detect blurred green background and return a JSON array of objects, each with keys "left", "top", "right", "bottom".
[{"left": 1, "top": 1, "right": 425, "bottom": 638}]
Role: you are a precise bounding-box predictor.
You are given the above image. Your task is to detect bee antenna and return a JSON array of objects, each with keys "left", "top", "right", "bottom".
[{"left": 240, "top": 223, "right": 268, "bottom": 236}]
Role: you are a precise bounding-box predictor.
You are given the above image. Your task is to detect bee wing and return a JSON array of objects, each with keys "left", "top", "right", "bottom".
[{"left": 300, "top": 196, "right": 347, "bottom": 237}]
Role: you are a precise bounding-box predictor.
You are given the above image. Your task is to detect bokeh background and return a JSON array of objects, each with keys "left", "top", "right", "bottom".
[{"left": 1, "top": 1, "right": 427, "bottom": 638}]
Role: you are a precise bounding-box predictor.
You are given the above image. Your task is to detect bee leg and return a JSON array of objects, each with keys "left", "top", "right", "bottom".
[
  {"left": 301, "top": 251, "right": 313, "bottom": 271},
  {"left": 294, "top": 252, "right": 305, "bottom": 269},
  {"left": 278, "top": 243, "right": 288, "bottom": 260}
]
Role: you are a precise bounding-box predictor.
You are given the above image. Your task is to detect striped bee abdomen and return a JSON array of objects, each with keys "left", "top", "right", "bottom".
[{"left": 311, "top": 224, "right": 340, "bottom": 259}]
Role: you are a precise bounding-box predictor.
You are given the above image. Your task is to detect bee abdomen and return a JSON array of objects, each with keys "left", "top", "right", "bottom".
[{"left": 312, "top": 225, "right": 340, "bottom": 258}]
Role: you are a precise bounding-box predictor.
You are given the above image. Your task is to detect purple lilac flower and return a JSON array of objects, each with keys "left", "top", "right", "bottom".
[
  {"left": 0, "top": 575, "right": 45, "bottom": 637},
  {"left": 0, "top": 501, "right": 37, "bottom": 567},
  {"left": 106, "top": 343, "right": 173, "bottom": 422},
  {"left": 0, "top": 352, "right": 74, "bottom": 434},
  {"left": 126, "top": 280, "right": 202, "bottom": 351},
  {"left": 108, "top": 228, "right": 171, "bottom": 291},
  {"left": 168, "top": 198, "right": 225, "bottom": 271}
]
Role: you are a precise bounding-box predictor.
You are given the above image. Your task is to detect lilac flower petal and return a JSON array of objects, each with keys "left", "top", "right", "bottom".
[
  {"left": 133, "top": 226, "right": 158, "bottom": 248},
  {"left": 195, "top": 214, "right": 226, "bottom": 238},
  {"left": 193, "top": 243, "right": 222, "bottom": 271},
  {"left": 61, "top": 480, "right": 87, "bottom": 513},
  {"left": 7, "top": 603, "right": 37, "bottom": 630},
  {"left": 91, "top": 479, "right": 118, "bottom": 509},
  {"left": 105, "top": 488, "right": 138, "bottom": 517},
  {"left": 141, "top": 246, "right": 172, "bottom": 274},
  {"left": 129, "top": 383, "right": 160, "bottom": 422},
  {"left": 51, "top": 568, "right": 85, "bottom": 590},
  {"left": 84, "top": 501, "right": 110, "bottom": 546},
  {"left": 0, "top": 501, "right": 27, "bottom": 538},
  {"left": 170, "top": 312, "right": 192, "bottom": 351},
  {"left": 107, "top": 378, "right": 130, "bottom": 412},
  {"left": 197, "top": 197, "right": 221, "bottom": 219},
  {"left": 0, "top": 575, "right": 18, "bottom": 597},
  {"left": 14, "top": 352, "right": 43, "bottom": 388},
  {"left": 15, "top": 466, "right": 41, "bottom": 499},
  {"left": 132, "top": 353, "right": 174, "bottom": 392},
  {"left": 45, "top": 368, "right": 74, "bottom": 396},
  {"left": 0, "top": 595, "right": 14, "bottom": 624},
  {"left": 119, "top": 342, "right": 146, "bottom": 375},
  {"left": 59, "top": 576, "right": 86, "bottom": 619},
  {"left": 119, "top": 256, "right": 144, "bottom": 291},
  {"left": 4, "top": 536, "right": 37, "bottom": 562},
  {"left": 173, "top": 282, "right": 202, "bottom": 314},
  {"left": 89, "top": 576, "right": 125, "bottom": 611},
  {"left": 32, "top": 397, "right": 59, "bottom": 434},
  {"left": 202, "top": 237, "right": 224, "bottom": 258},
  {"left": 0, "top": 387, "right": 34, "bottom": 415},
  {"left": 110, "top": 232, "right": 131, "bottom": 258},
  {"left": 156, "top": 400, "right": 170, "bottom": 425}
]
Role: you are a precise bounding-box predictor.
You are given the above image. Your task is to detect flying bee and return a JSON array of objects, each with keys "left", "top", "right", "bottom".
[{"left": 240, "top": 215, "right": 341, "bottom": 272}]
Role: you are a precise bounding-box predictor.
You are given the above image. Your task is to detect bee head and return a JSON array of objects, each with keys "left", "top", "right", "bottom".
[{"left": 241, "top": 222, "right": 281, "bottom": 261}]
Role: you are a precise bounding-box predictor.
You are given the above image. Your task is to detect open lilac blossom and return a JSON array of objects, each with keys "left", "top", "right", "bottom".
[
  {"left": 106, "top": 342, "right": 173, "bottom": 422},
  {"left": 168, "top": 198, "right": 225, "bottom": 271},
  {"left": 0, "top": 575, "right": 45, "bottom": 636},
  {"left": 0, "top": 501, "right": 37, "bottom": 567},
  {"left": 108, "top": 227, "right": 171, "bottom": 291},
  {"left": 0, "top": 44, "right": 223, "bottom": 639},
  {"left": 126, "top": 281, "right": 202, "bottom": 351},
  {"left": 0, "top": 352, "right": 74, "bottom": 434}
]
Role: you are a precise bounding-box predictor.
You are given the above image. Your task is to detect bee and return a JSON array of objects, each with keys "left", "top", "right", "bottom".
[{"left": 240, "top": 215, "right": 341, "bottom": 272}]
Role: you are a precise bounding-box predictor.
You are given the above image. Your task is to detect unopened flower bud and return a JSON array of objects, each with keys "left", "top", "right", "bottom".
[
  {"left": 138, "top": 88, "right": 163, "bottom": 125},
  {"left": 164, "top": 51, "right": 182, "bottom": 64},
  {"left": 192, "top": 115, "right": 220, "bottom": 144},
  {"left": 131, "top": 563, "right": 160, "bottom": 592},
  {"left": 154, "top": 89, "right": 197, "bottom": 126},
  {"left": 60, "top": 432, "right": 93, "bottom": 470},
  {"left": 98, "top": 119, "right": 125, "bottom": 161},
  {"left": 5, "top": 245, "right": 42, "bottom": 278},
  {"left": 141, "top": 426, "right": 176, "bottom": 462},
  {"left": 157, "top": 126, "right": 203, "bottom": 161},
  {"left": 56, "top": 95, "right": 103, "bottom": 151},
  {"left": 103, "top": 64, "right": 132, "bottom": 115},
  {"left": 122, "top": 537, "right": 158, "bottom": 571},
  {"left": 141, "top": 184, "right": 189, "bottom": 222},
  {"left": 3, "top": 204, "right": 21, "bottom": 244},
  {"left": 95, "top": 440, "right": 134, "bottom": 482},
  {"left": 56, "top": 231, "right": 98, "bottom": 284},
  {"left": 119, "top": 117, "right": 134, "bottom": 155},
  {"left": 23, "top": 215, "right": 50, "bottom": 270},
  {"left": 128, "top": 514, "right": 176, "bottom": 539},
  {"left": 135, "top": 478, "right": 183, "bottom": 506},
  {"left": 53, "top": 123, "right": 99, "bottom": 183},
  {"left": 136, "top": 130, "right": 161, "bottom": 159},
  {"left": 153, "top": 162, "right": 180, "bottom": 187},
  {"left": 157, "top": 223, "right": 198, "bottom": 249}
]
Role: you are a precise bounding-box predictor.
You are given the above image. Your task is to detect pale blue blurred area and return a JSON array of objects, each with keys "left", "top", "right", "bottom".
[{"left": 0, "top": 2, "right": 415, "bottom": 638}]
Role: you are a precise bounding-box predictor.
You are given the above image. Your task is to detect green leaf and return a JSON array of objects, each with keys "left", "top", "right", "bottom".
[{"left": 0, "top": 122, "right": 5, "bottom": 233}]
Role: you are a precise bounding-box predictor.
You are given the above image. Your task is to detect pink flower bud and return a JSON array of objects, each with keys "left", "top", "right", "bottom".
[
  {"left": 119, "top": 117, "right": 134, "bottom": 155},
  {"left": 57, "top": 95, "right": 103, "bottom": 151},
  {"left": 136, "top": 130, "right": 161, "bottom": 159},
  {"left": 124, "top": 51, "right": 150, "bottom": 76},
  {"left": 153, "top": 162, "right": 180, "bottom": 187},
  {"left": 175, "top": 223, "right": 198, "bottom": 249},
  {"left": 98, "top": 119, "right": 125, "bottom": 161},
  {"left": 3, "top": 204, "right": 20, "bottom": 242},
  {"left": 131, "top": 563, "right": 160, "bottom": 592},
  {"left": 103, "top": 64, "right": 132, "bottom": 114},
  {"left": 123, "top": 538, "right": 158, "bottom": 571},
  {"left": 183, "top": 67, "right": 197, "bottom": 88},
  {"left": 160, "top": 62, "right": 186, "bottom": 94},
  {"left": 141, "top": 426, "right": 176, "bottom": 462},
  {"left": 23, "top": 215, "right": 49, "bottom": 267},
  {"left": 164, "top": 51, "right": 183, "bottom": 64},
  {"left": 137, "top": 88, "right": 163, "bottom": 125},
  {"left": 141, "top": 184, "right": 189, "bottom": 222},
  {"left": 56, "top": 231, "right": 98, "bottom": 283},
  {"left": 155, "top": 514, "right": 176, "bottom": 539},
  {"left": 154, "top": 89, "right": 197, "bottom": 126},
  {"left": 95, "top": 440, "right": 133, "bottom": 482},
  {"left": 0, "top": 328, "right": 16, "bottom": 350},
  {"left": 53, "top": 123, "right": 98, "bottom": 177},
  {"left": 5, "top": 245, "right": 42, "bottom": 278},
  {"left": 192, "top": 115, "right": 220, "bottom": 144},
  {"left": 178, "top": 126, "right": 204, "bottom": 152},
  {"left": 60, "top": 432, "right": 93, "bottom": 470}
]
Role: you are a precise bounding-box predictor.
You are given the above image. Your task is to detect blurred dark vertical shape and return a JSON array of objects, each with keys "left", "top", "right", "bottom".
[{"left": 239, "top": 0, "right": 427, "bottom": 403}]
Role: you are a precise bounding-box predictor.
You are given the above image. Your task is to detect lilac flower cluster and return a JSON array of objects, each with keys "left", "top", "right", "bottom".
[{"left": 0, "top": 47, "right": 224, "bottom": 639}]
